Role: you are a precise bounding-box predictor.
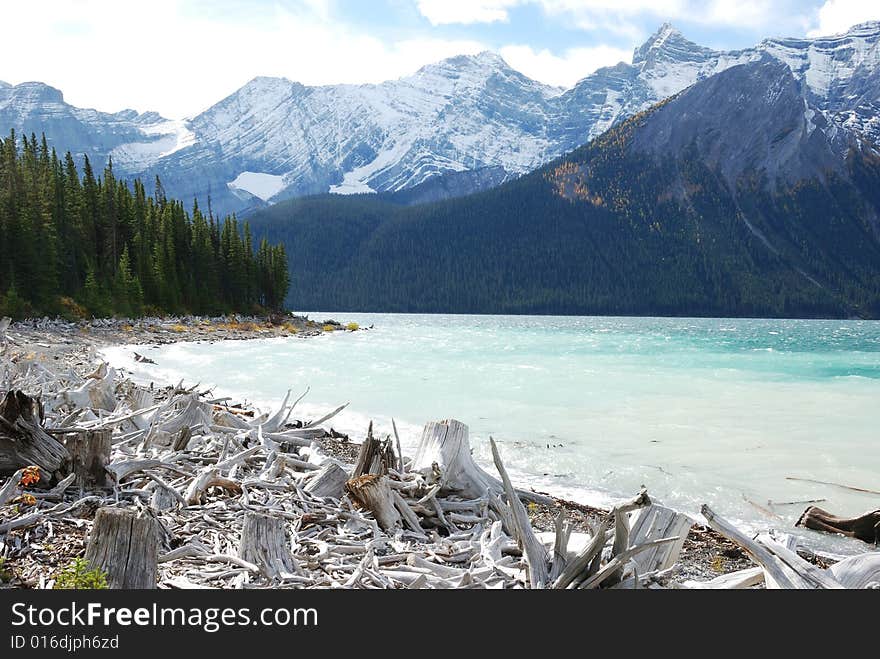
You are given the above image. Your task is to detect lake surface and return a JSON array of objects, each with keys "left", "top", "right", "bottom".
[{"left": 102, "top": 314, "right": 880, "bottom": 554}]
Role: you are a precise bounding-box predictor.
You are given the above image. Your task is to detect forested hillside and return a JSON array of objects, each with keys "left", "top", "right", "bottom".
[
  {"left": 248, "top": 61, "right": 880, "bottom": 319},
  {"left": 0, "top": 131, "right": 290, "bottom": 319}
]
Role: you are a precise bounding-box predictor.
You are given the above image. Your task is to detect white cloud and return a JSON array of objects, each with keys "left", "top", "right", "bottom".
[
  {"left": 500, "top": 44, "right": 631, "bottom": 88},
  {"left": 416, "top": 0, "right": 809, "bottom": 34},
  {"left": 0, "top": 1, "right": 487, "bottom": 119},
  {"left": 416, "top": 0, "right": 521, "bottom": 26},
  {"left": 807, "top": 0, "right": 880, "bottom": 37}
]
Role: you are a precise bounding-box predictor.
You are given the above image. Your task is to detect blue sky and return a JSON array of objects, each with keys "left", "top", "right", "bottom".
[{"left": 1, "top": 0, "right": 878, "bottom": 118}]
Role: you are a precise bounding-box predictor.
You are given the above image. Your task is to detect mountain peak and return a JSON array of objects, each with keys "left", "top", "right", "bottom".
[
  {"left": 6, "top": 81, "right": 65, "bottom": 104},
  {"left": 633, "top": 23, "right": 713, "bottom": 68}
]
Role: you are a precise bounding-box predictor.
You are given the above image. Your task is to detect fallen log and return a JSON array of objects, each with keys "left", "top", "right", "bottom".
[
  {"left": 84, "top": 507, "right": 159, "bottom": 589},
  {"left": 0, "top": 390, "right": 68, "bottom": 477},
  {"left": 702, "top": 504, "right": 842, "bottom": 589},
  {"left": 796, "top": 506, "right": 880, "bottom": 545}
]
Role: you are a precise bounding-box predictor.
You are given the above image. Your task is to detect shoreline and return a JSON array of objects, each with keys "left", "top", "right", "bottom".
[{"left": 1, "top": 314, "right": 834, "bottom": 589}]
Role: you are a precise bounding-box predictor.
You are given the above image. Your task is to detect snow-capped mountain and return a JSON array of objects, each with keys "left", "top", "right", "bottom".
[
  {"left": 0, "top": 81, "right": 193, "bottom": 171},
  {"left": 1, "top": 21, "right": 879, "bottom": 216}
]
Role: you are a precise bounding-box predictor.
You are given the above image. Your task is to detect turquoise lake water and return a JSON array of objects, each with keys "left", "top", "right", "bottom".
[{"left": 102, "top": 314, "right": 880, "bottom": 553}]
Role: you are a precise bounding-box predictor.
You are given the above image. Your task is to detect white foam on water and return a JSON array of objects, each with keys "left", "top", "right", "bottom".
[{"left": 101, "top": 313, "right": 880, "bottom": 557}]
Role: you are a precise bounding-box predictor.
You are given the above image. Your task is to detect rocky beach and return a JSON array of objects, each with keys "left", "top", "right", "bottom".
[{"left": 1, "top": 315, "right": 874, "bottom": 590}]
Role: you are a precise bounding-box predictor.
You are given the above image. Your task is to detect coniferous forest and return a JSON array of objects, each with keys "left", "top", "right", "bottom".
[{"left": 0, "top": 132, "right": 290, "bottom": 319}]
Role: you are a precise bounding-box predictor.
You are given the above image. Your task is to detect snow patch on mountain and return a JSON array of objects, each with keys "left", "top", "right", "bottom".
[{"left": 227, "top": 172, "right": 287, "bottom": 201}]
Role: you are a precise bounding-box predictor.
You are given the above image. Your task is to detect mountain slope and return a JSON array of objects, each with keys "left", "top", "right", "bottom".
[
  {"left": 2, "top": 22, "right": 879, "bottom": 217},
  {"left": 0, "top": 81, "right": 192, "bottom": 171},
  {"left": 247, "top": 58, "right": 880, "bottom": 319}
]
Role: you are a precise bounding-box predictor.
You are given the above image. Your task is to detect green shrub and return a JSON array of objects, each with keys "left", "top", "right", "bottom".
[
  {"left": 53, "top": 558, "right": 108, "bottom": 590},
  {"left": 345, "top": 322, "right": 359, "bottom": 331}
]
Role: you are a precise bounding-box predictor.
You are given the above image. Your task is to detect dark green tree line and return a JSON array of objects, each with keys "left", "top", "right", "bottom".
[{"left": 0, "top": 131, "right": 290, "bottom": 318}]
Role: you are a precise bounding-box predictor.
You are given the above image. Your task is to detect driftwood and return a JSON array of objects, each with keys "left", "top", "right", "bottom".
[
  {"left": 184, "top": 467, "right": 242, "bottom": 505},
  {"left": 412, "top": 419, "right": 550, "bottom": 504},
  {"left": 702, "top": 505, "right": 843, "bottom": 589},
  {"left": 607, "top": 488, "right": 651, "bottom": 586},
  {"left": 60, "top": 429, "right": 111, "bottom": 490},
  {"left": 239, "top": 512, "right": 301, "bottom": 579},
  {"left": 351, "top": 422, "right": 396, "bottom": 477},
  {"left": 345, "top": 474, "right": 401, "bottom": 531},
  {"left": 828, "top": 553, "right": 880, "bottom": 589},
  {"left": 303, "top": 462, "right": 348, "bottom": 499},
  {"left": 490, "top": 438, "right": 549, "bottom": 588},
  {"left": 629, "top": 504, "right": 693, "bottom": 574},
  {"left": 0, "top": 390, "right": 68, "bottom": 476},
  {"left": 679, "top": 566, "right": 765, "bottom": 590},
  {"left": 84, "top": 507, "right": 159, "bottom": 589},
  {"left": 4, "top": 330, "right": 875, "bottom": 591},
  {"left": 797, "top": 506, "right": 880, "bottom": 545}
]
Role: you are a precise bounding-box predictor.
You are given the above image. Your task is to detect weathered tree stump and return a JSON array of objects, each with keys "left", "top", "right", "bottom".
[
  {"left": 61, "top": 429, "right": 111, "bottom": 490},
  {"left": 0, "top": 391, "right": 68, "bottom": 477},
  {"left": 797, "top": 506, "right": 880, "bottom": 545},
  {"left": 85, "top": 507, "right": 159, "bottom": 589},
  {"left": 345, "top": 474, "right": 401, "bottom": 531},
  {"left": 352, "top": 421, "right": 396, "bottom": 478},
  {"left": 304, "top": 462, "right": 348, "bottom": 499},
  {"left": 239, "top": 512, "right": 300, "bottom": 579},
  {"left": 412, "top": 419, "right": 551, "bottom": 503}
]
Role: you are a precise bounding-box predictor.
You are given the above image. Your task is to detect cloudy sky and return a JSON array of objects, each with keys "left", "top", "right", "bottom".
[{"left": 1, "top": 0, "right": 878, "bottom": 118}]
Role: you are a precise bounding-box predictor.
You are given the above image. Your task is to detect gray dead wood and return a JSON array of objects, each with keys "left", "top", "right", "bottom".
[
  {"left": 351, "top": 422, "right": 396, "bottom": 477},
  {"left": 413, "top": 419, "right": 551, "bottom": 504},
  {"left": 607, "top": 488, "right": 652, "bottom": 586},
  {"left": 828, "top": 553, "right": 880, "bottom": 589},
  {"left": 578, "top": 537, "right": 681, "bottom": 589},
  {"left": 553, "top": 518, "right": 610, "bottom": 589},
  {"left": 549, "top": 510, "right": 572, "bottom": 582},
  {"left": 84, "top": 507, "right": 159, "bottom": 589},
  {"left": 61, "top": 429, "right": 111, "bottom": 490},
  {"left": 345, "top": 474, "right": 401, "bottom": 531},
  {"left": 0, "top": 467, "right": 27, "bottom": 506},
  {"left": 239, "top": 512, "right": 301, "bottom": 579},
  {"left": 304, "top": 462, "right": 349, "bottom": 499},
  {"left": 679, "top": 567, "right": 764, "bottom": 589},
  {"left": 184, "top": 467, "right": 242, "bottom": 505},
  {"left": 0, "top": 390, "right": 68, "bottom": 476},
  {"left": 629, "top": 504, "right": 693, "bottom": 574},
  {"left": 490, "top": 437, "right": 549, "bottom": 589},
  {"left": 701, "top": 504, "right": 841, "bottom": 589}
]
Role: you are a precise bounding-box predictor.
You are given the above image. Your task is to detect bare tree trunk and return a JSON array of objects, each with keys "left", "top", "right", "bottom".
[
  {"left": 0, "top": 391, "right": 68, "bottom": 477},
  {"left": 85, "top": 507, "right": 159, "bottom": 589}
]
